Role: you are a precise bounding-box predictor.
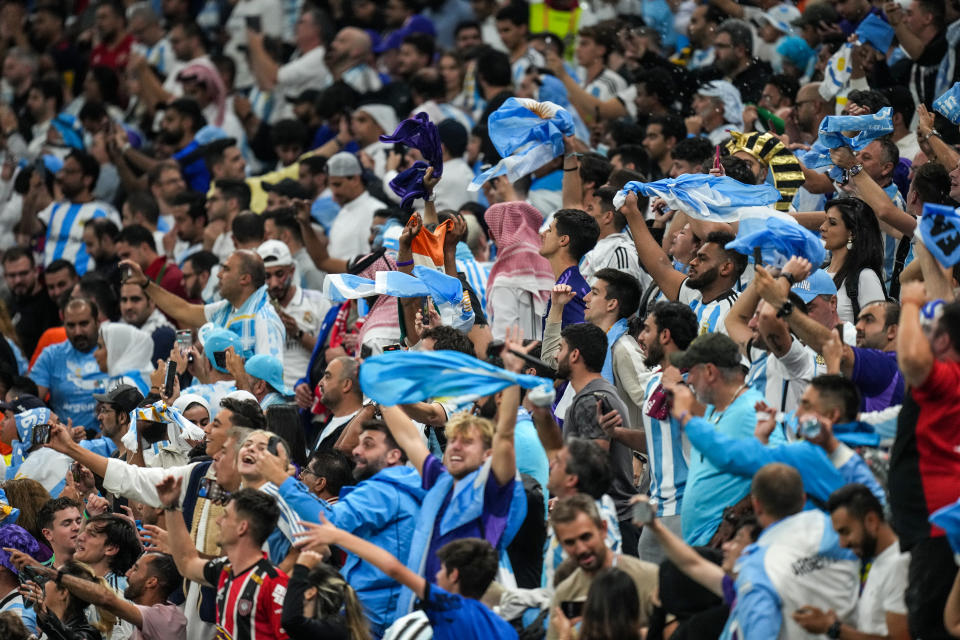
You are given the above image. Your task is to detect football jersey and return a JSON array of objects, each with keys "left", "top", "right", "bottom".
[{"left": 203, "top": 556, "right": 288, "bottom": 640}]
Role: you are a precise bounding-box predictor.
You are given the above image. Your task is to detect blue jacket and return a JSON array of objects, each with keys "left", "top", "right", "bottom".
[
  {"left": 684, "top": 416, "right": 847, "bottom": 506},
  {"left": 278, "top": 466, "right": 424, "bottom": 633}
]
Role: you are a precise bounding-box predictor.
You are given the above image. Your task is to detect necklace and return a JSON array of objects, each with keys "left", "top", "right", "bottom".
[{"left": 709, "top": 382, "right": 748, "bottom": 425}]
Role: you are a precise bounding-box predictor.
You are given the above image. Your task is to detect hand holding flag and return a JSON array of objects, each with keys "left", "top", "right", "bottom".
[{"left": 919, "top": 203, "right": 960, "bottom": 267}]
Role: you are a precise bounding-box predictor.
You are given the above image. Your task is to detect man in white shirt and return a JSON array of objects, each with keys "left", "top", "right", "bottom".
[
  {"left": 325, "top": 152, "right": 387, "bottom": 260},
  {"left": 246, "top": 7, "right": 331, "bottom": 122},
  {"left": 580, "top": 185, "right": 650, "bottom": 292},
  {"left": 576, "top": 25, "right": 628, "bottom": 102},
  {"left": 350, "top": 104, "right": 398, "bottom": 179},
  {"left": 687, "top": 80, "right": 744, "bottom": 145},
  {"left": 794, "top": 483, "right": 909, "bottom": 640},
  {"left": 256, "top": 240, "right": 329, "bottom": 389},
  {"left": 496, "top": 1, "right": 544, "bottom": 87}
]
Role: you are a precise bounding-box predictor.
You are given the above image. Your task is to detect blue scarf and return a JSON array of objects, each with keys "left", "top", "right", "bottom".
[
  {"left": 397, "top": 458, "right": 527, "bottom": 617},
  {"left": 601, "top": 318, "right": 629, "bottom": 384}
]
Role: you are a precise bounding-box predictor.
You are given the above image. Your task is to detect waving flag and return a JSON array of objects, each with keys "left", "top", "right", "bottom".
[
  {"left": 820, "top": 42, "right": 854, "bottom": 100},
  {"left": 855, "top": 14, "right": 894, "bottom": 53},
  {"left": 359, "top": 349, "right": 554, "bottom": 405},
  {"left": 613, "top": 174, "right": 781, "bottom": 222},
  {"left": 122, "top": 401, "right": 206, "bottom": 454},
  {"left": 469, "top": 98, "right": 574, "bottom": 191},
  {"left": 919, "top": 203, "right": 960, "bottom": 267},
  {"left": 410, "top": 218, "right": 452, "bottom": 268},
  {"left": 381, "top": 112, "right": 444, "bottom": 207},
  {"left": 323, "top": 274, "right": 380, "bottom": 302},
  {"left": 930, "top": 498, "right": 960, "bottom": 557},
  {"left": 802, "top": 107, "right": 894, "bottom": 169},
  {"left": 934, "top": 82, "right": 960, "bottom": 124},
  {"left": 726, "top": 216, "right": 826, "bottom": 268}
]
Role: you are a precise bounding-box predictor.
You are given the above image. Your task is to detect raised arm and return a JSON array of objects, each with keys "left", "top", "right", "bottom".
[
  {"left": 246, "top": 31, "right": 280, "bottom": 91},
  {"left": 635, "top": 498, "right": 725, "bottom": 597},
  {"left": 620, "top": 192, "right": 686, "bottom": 300},
  {"left": 120, "top": 260, "right": 207, "bottom": 329},
  {"left": 155, "top": 476, "right": 212, "bottom": 586},
  {"left": 30, "top": 563, "right": 145, "bottom": 628},
  {"left": 753, "top": 261, "right": 855, "bottom": 377},
  {"left": 296, "top": 516, "right": 426, "bottom": 599},
  {"left": 380, "top": 405, "right": 431, "bottom": 474},
  {"left": 294, "top": 200, "right": 349, "bottom": 274},
  {"left": 897, "top": 282, "right": 934, "bottom": 387},
  {"left": 726, "top": 277, "right": 762, "bottom": 353},
  {"left": 831, "top": 147, "right": 916, "bottom": 238}
]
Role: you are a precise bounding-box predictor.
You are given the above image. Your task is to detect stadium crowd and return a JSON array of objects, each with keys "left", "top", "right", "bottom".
[{"left": 0, "top": 0, "right": 957, "bottom": 639}]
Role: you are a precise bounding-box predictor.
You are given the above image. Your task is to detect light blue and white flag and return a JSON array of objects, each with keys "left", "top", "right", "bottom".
[
  {"left": 930, "top": 498, "right": 960, "bottom": 561},
  {"left": 359, "top": 349, "right": 554, "bottom": 405},
  {"left": 613, "top": 174, "right": 781, "bottom": 222},
  {"left": 855, "top": 14, "right": 894, "bottom": 53},
  {"left": 820, "top": 41, "right": 854, "bottom": 99},
  {"left": 934, "top": 82, "right": 960, "bottom": 124},
  {"left": 919, "top": 203, "right": 960, "bottom": 267},
  {"left": 802, "top": 107, "right": 894, "bottom": 168},
  {"left": 468, "top": 98, "right": 574, "bottom": 191},
  {"left": 323, "top": 274, "right": 380, "bottom": 302},
  {"left": 726, "top": 216, "right": 826, "bottom": 268}
]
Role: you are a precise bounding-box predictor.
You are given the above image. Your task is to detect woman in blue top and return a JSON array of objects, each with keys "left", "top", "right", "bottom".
[{"left": 93, "top": 323, "right": 154, "bottom": 394}]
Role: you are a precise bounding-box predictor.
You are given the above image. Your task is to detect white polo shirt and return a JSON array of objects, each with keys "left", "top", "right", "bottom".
[{"left": 281, "top": 284, "right": 331, "bottom": 388}]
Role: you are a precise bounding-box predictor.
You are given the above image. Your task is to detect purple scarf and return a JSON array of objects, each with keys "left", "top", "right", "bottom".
[{"left": 380, "top": 112, "right": 444, "bottom": 207}]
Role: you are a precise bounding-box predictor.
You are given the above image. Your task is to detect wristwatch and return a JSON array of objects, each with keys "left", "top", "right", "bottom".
[
  {"left": 779, "top": 272, "right": 797, "bottom": 286},
  {"left": 846, "top": 163, "right": 864, "bottom": 179},
  {"left": 776, "top": 300, "right": 794, "bottom": 318},
  {"left": 826, "top": 620, "right": 842, "bottom": 639},
  {"left": 921, "top": 129, "right": 940, "bottom": 142}
]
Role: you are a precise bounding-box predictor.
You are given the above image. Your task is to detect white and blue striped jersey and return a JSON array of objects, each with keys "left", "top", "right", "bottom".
[
  {"left": 641, "top": 369, "right": 690, "bottom": 517},
  {"left": 583, "top": 68, "right": 628, "bottom": 101},
  {"left": 134, "top": 38, "right": 176, "bottom": 77},
  {"left": 456, "top": 256, "right": 490, "bottom": 314},
  {"left": 0, "top": 590, "right": 37, "bottom": 635},
  {"left": 39, "top": 200, "right": 120, "bottom": 275},
  {"left": 881, "top": 183, "right": 912, "bottom": 284},
  {"left": 678, "top": 280, "right": 739, "bottom": 336}
]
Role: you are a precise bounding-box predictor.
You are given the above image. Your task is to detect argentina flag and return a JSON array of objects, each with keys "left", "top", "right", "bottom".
[
  {"left": 726, "top": 215, "right": 826, "bottom": 268},
  {"left": 802, "top": 107, "right": 894, "bottom": 168},
  {"left": 468, "top": 97, "right": 574, "bottom": 191},
  {"left": 613, "top": 174, "right": 781, "bottom": 222},
  {"left": 820, "top": 41, "right": 854, "bottom": 99},
  {"left": 359, "top": 349, "right": 554, "bottom": 405},
  {"left": 934, "top": 82, "right": 960, "bottom": 124}
]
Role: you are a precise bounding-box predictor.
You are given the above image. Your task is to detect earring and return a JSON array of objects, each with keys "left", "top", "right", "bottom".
[{"left": 846, "top": 236, "right": 854, "bottom": 250}]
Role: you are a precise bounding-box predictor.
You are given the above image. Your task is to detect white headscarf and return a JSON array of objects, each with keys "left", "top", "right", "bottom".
[{"left": 100, "top": 323, "right": 154, "bottom": 378}]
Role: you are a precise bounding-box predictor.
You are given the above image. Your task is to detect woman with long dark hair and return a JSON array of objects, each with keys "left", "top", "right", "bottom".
[
  {"left": 551, "top": 567, "right": 642, "bottom": 640},
  {"left": 819, "top": 197, "right": 886, "bottom": 324},
  {"left": 21, "top": 561, "right": 118, "bottom": 640}
]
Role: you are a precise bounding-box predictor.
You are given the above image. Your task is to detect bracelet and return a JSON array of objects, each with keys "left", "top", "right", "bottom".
[
  {"left": 396, "top": 259, "right": 414, "bottom": 267},
  {"left": 163, "top": 499, "right": 180, "bottom": 511},
  {"left": 563, "top": 166, "right": 578, "bottom": 172}
]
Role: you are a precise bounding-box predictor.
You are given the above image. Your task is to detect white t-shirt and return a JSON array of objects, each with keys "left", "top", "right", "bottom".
[
  {"left": 580, "top": 232, "right": 651, "bottom": 293},
  {"left": 830, "top": 268, "right": 886, "bottom": 325},
  {"left": 856, "top": 542, "right": 909, "bottom": 635},
  {"left": 327, "top": 191, "right": 385, "bottom": 259},
  {"left": 281, "top": 285, "right": 331, "bottom": 389},
  {"left": 315, "top": 410, "right": 358, "bottom": 451}
]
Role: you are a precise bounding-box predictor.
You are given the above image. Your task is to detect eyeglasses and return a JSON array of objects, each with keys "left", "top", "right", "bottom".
[{"left": 299, "top": 467, "right": 317, "bottom": 482}]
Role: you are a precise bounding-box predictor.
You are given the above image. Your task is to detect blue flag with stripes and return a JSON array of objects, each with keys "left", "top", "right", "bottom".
[
  {"left": 802, "top": 107, "right": 894, "bottom": 168},
  {"left": 726, "top": 216, "right": 826, "bottom": 268},
  {"left": 613, "top": 174, "right": 781, "bottom": 222},
  {"left": 919, "top": 203, "right": 960, "bottom": 267},
  {"left": 359, "top": 349, "right": 553, "bottom": 405}
]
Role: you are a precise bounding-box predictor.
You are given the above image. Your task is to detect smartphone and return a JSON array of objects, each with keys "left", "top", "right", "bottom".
[
  {"left": 560, "top": 601, "right": 584, "bottom": 619},
  {"left": 199, "top": 477, "right": 231, "bottom": 505},
  {"left": 163, "top": 359, "right": 177, "bottom": 397},
  {"left": 267, "top": 435, "right": 282, "bottom": 456},
  {"left": 245, "top": 16, "right": 261, "bottom": 32},
  {"left": 507, "top": 348, "right": 559, "bottom": 379},
  {"left": 213, "top": 350, "right": 227, "bottom": 370},
  {"left": 32, "top": 424, "right": 51, "bottom": 446},
  {"left": 71, "top": 462, "right": 84, "bottom": 485},
  {"left": 122, "top": 265, "right": 133, "bottom": 283},
  {"left": 592, "top": 391, "right": 613, "bottom": 415},
  {"left": 175, "top": 330, "right": 194, "bottom": 364},
  {"left": 633, "top": 499, "right": 655, "bottom": 526}
]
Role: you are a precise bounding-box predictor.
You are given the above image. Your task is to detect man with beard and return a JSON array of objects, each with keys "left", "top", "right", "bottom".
[
  {"left": 694, "top": 19, "right": 771, "bottom": 105},
  {"left": 1, "top": 247, "right": 60, "bottom": 357},
  {"left": 19, "top": 552, "right": 187, "bottom": 640},
  {"left": 91, "top": 385, "right": 144, "bottom": 462},
  {"left": 622, "top": 192, "right": 744, "bottom": 335},
  {"left": 544, "top": 322, "right": 639, "bottom": 553},
  {"left": 29, "top": 150, "right": 121, "bottom": 276},
  {"left": 121, "top": 99, "right": 209, "bottom": 192},
  {"left": 31, "top": 298, "right": 108, "bottom": 431},
  {"left": 324, "top": 27, "right": 382, "bottom": 95},
  {"left": 624, "top": 301, "right": 699, "bottom": 563},
  {"left": 265, "top": 420, "right": 424, "bottom": 636},
  {"left": 547, "top": 495, "right": 658, "bottom": 640},
  {"left": 794, "top": 484, "right": 909, "bottom": 640},
  {"left": 307, "top": 356, "right": 363, "bottom": 452},
  {"left": 122, "top": 249, "right": 285, "bottom": 363},
  {"left": 118, "top": 279, "right": 176, "bottom": 370},
  {"left": 90, "top": 1, "right": 134, "bottom": 72}
]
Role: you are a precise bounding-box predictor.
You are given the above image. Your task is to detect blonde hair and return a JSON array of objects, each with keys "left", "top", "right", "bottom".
[
  {"left": 59, "top": 561, "right": 119, "bottom": 633},
  {"left": 307, "top": 563, "right": 371, "bottom": 640},
  {"left": 444, "top": 414, "right": 495, "bottom": 450},
  {"left": 0, "top": 299, "right": 21, "bottom": 352},
  {"left": 1, "top": 478, "right": 51, "bottom": 542}
]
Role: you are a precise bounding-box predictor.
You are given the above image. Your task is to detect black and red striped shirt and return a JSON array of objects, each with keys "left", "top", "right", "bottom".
[{"left": 203, "top": 556, "right": 289, "bottom": 640}]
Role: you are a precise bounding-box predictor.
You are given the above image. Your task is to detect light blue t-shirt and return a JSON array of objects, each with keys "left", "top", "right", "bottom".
[
  {"left": 681, "top": 388, "right": 785, "bottom": 545},
  {"left": 29, "top": 342, "right": 108, "bottom": 430}
]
